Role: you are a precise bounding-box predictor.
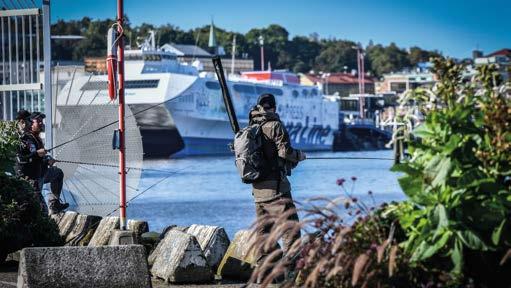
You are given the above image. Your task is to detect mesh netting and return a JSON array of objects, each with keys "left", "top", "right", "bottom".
[{"left": 53, "top": 80, "right": 144, "bottom": 216}]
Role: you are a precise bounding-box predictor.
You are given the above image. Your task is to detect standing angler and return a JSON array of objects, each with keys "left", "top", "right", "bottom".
[{"left": 248, "top": 94, "right": 306, "bottom": 266}]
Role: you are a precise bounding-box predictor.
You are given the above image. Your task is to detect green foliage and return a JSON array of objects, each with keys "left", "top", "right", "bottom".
[
  {"left": 51, "top": 17, "right": 441, "bottom": 75},
  {"left": 0, "top": 121, "right": 20, "bottom": 174},
  {"left": 0, "top": 173, "right": 63, "bottom": 262},
  {"left": 392, "top": 59, "right": 511, "bottom": 283}
]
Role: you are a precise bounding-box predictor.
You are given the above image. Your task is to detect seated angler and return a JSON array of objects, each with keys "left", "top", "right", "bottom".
[{"left": 24, "top": 112, "right": 69, "bottom": 214}]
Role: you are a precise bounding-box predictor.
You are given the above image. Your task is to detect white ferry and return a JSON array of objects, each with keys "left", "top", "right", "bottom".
[{"left": 57, "top": 48, "right": 339, "bottom": 157}]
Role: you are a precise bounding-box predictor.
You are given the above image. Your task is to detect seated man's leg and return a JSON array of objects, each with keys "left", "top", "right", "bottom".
[
  {"left": 30, "top": 178, "right": 48, "bottom": 215},
  {"left": 43, "top": 166, "right": 68, "bottom": 213}
]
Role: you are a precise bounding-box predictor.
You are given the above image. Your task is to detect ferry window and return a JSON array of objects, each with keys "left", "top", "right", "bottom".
[
  {"left": 80, "top": 79, "right": 159, "bottom": 91},
  {"left": 161, "top": 54, "right": 176, "bottom": 60},
  {"left": 80, "top": 81, "right": 107, "bottom": 91},
  {"left": 292, "top": 90, "right": 299, "bottom": 98},
  {"left": 311, "top": 89, "right": 318, "bottom": 96},
  {"left": 143, "top": 54, "right": 162, "bottom": 61},
  {"left": 233, "top": 84, "right": 255, "bottom": 94},
  {"left": 125, "top": 54, "right": 143, "bottom": 61},
  {"left": 125, "top": 79, "right": 160, "bottom": 89},
  {"left": 255, "top": 86, "right": 283, "bottom": 96},
  {"left": 340, "top": 100, "right": 358, "bottom": 111},
  {"left": 205, "top": 81, "right": 220, "bottom": 90},
  {"left": 302, "top": 89, "right": 309, "bottom": 97}
]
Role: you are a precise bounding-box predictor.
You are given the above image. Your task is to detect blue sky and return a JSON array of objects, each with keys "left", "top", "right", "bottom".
[{"left": 50, "top": 0, "right": 509, "bottom": 58}]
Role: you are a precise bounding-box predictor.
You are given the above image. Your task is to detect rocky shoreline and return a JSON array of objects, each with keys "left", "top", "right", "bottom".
[{"left": 3, "top": 211, "right": 264, "bottom": 287}]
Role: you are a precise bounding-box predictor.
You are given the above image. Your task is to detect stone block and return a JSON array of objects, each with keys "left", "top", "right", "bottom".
[
  {"left": 217, "top": 230, "right": 257, "bottom": 281},
  {"left": 148, "top": 226, "right": 186, "bottom": 266},
  {"left": 150, "top": 230, "right": 212, "bottom": 283},
  {"left": 109, "top": 229, "right": 138, "bottom": 245},
  {"left": 160, "top": 225, "right": 188, "bottom": 240},
  {"left": 186, "top": 224, "right": 230, "bottom": 270},
  {"left": 53, "top": 211, "right": 78, "bottom": 239},
  {"left": 17, "top": 245, "right": 151, "bottom": 288},
  {"left": 88, "top": 216, "right": 120, "bottom": 246},
  {"left": 65, "top": 214, "right": 102, "bottom": 246},
  {"left": 127, "top": 219, "right": 149, "bottom": 237}
]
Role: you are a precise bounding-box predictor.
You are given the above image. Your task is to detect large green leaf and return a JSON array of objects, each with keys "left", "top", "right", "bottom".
[
  {"left": 413, "top": 123, "right": 435, "bottom": 139},
  {"left": 451, "top": 238, "right": 464, "bottom": 274},
  {"left": 492, "top": 219, "right": 506, "bottom": 246},
  {"left": 398, "top": 175, "right": 433, "bottom": 206},
  {"left": 456, "top": 229, "right": 489, "bottom": 251},
  {"left": 412, "top": 231, "right": 452, "bottom": 261},
  {"left": 432, "top": 157, "right": 452, "bottom": 187}
]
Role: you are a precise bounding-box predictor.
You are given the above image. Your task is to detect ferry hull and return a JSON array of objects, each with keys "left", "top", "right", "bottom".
[{"left": 171, "top": 114, "right": 335, "bottom": 157}]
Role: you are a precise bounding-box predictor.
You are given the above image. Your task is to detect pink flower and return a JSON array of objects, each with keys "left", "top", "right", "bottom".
[
  {"left": 351, "top": 176, "right": 357, "bottom": 181},
  {"left": 336, "top": 178, "right": 346, "bottom": 186}
]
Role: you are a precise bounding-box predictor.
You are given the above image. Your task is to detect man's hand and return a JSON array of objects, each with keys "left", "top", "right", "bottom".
[
  {"left": 298, "top": 150, "right": 307, "bottom": 161},
  {"left": 37, "top": 149, "right": 46, "bottom": 157},
  {"left": 48, "top": 158, "right": 56, "bottom": 166}
]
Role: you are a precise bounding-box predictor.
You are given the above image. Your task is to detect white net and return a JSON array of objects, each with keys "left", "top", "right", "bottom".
[{"left": 52, "top": 75, "right": 144, "bottom": 216}]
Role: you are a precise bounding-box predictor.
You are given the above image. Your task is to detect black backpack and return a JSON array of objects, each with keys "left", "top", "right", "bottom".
[{"left": 232, "top": 121, "right": 268, "bottom": 184}]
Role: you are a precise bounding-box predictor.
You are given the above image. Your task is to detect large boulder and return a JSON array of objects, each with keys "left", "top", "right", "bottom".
[
  {"left": 217, "top": 230, "right": 257, "bottom": 281},
  {"left": 186, "top": 224, "right": 230, "bottom": 270},
  {"left": 65, "top": 214, "right": 102, "bottom": 246},
  {"left": 17, "top": 245, "right": 151, "bottom": 288},
  {"left": 150, "top": 230, "right": 213, "bottom": 283},
  {"left": 88, "top": 216, "right": 120, "bottom": 246}
]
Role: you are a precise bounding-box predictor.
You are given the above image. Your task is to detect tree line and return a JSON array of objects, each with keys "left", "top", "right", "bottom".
[{"left": 52, "top": 17, "right": 443, "bottom": 77}]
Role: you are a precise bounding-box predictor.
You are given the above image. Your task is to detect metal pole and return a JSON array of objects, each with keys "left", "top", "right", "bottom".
[
  {"left": 22, "top": 15, "right": 26, "bottom": 109},
  {"left": 8, "top": 16, "right": 12, "bottom": 119},
  {"left": 1, "top": 17, "right": 6, "bottom": 120},
  {"left": 117, "top": 0, "right": 127, "bottom": 230},
  {"left": 29, "top": 14, "right": 33, "bottom": 110},
  {"left": 15, "top": 15, "right": 19, "bottom": 112},
  {"left": 42, "top": 0, "right": 52, "bottom": 151},
  {"left": 260, "top": 45, "right": 264, "bottom": 71},
  {"left": 35, "top": 12, "right": 40, "bottom": 111},
  {"left": 230, "top": 35, "right": 235, "bottom": 75}
]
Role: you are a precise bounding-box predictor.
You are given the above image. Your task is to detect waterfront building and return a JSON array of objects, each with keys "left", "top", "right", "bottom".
[
  {"left": 376, "top": 70, "right": 436, "bottom": 95},
  {"left": 299, "top": 72, "right": 374, "bottom": 97},
  {"left": 474, "top": 48, "right": 510, "bottom": 81}
]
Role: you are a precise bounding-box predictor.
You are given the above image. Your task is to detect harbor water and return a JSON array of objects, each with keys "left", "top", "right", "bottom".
[{"left": 128, "top": 150, "right": 405, "bottom": 238}]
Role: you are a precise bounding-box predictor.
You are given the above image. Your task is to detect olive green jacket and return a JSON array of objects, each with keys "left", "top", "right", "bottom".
[{"left": 249, "top": 105, "right": 303, "bottom": 203}]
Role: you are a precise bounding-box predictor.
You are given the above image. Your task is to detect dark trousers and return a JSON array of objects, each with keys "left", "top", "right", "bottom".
[
  {"left": 38, "top": 166, "right": 64, "bottom": 212},
  {"left": 254, "top": 195, "right": 301, "bottom": 264}
]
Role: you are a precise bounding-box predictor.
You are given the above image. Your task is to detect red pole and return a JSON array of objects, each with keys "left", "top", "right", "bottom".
[{"left": 117, "top": 0, "right": 127, "bottom": 230}]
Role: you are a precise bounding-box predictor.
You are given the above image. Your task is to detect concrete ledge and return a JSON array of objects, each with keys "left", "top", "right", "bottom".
[{"left": 17, "top": 245, "right": 151, "bottom": 288}]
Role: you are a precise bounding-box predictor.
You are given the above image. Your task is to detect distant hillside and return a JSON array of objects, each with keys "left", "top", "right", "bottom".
[{"left": 51, "top": 17, "right": 442, "bottom": 77}]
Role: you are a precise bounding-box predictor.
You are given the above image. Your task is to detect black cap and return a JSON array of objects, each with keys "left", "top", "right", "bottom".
[
  {"left": 29, "top": 112, "right": 46, "bottom": 121},
  {"left": 16, "top": 109, "right": 31, "bottom": 120},
  {"left": 257, "top": 93, "right": 276, "bottom": 109}
]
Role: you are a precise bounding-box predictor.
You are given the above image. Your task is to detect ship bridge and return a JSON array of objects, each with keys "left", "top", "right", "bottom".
[{"left": 124, "top": 50, "right": 198, "bottom": 77}]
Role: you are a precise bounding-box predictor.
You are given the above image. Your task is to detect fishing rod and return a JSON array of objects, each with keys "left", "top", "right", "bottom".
[
  {"left": 212, "top": 56, "right": 240, "bottom": 134},
  {"left": 55, "top": 159, "right": 183, "bottom": 174},
  {"left": 307, "top": 156, "right": 394, "bottom": 161}
]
